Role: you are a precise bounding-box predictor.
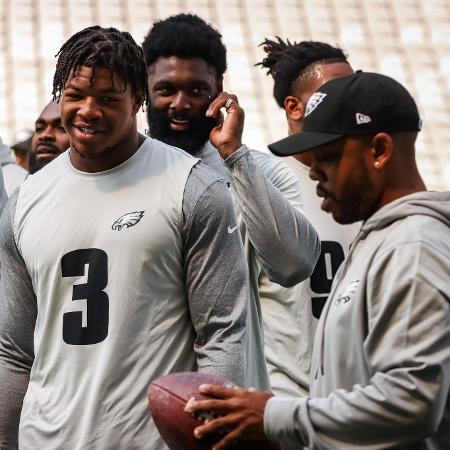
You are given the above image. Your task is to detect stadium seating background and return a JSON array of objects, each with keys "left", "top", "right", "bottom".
[{"left": 0, "top": 0, "right": 449, "bottom": 189}]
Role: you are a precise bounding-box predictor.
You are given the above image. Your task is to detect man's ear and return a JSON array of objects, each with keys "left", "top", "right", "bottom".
[
  {"left": 133, "top": 91, "right": 144, "bottom": 114},
  {"left": 371, "top": 132, "right": 393, "bottom": 169},
  {"left": 284, "top": 96, "right": 304, "bottom": 122}
]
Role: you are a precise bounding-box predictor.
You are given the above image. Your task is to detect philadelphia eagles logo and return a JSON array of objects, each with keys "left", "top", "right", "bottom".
[
  {"left": 305, "top": 92, "right": 327, "bottom": 116},
  {"left": 112, "top": 211, "right": 145, "bottom": 231}
]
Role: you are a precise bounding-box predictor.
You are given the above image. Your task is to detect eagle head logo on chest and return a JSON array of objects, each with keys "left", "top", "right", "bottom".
[
  {"left": 112, "top": 211, "right": 145, "bottom": 231},
  {"left": 334, "top": 280, "right": 359, "bottom": 306}
]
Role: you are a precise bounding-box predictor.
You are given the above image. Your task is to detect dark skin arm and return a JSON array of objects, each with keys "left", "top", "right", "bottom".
[
  {"left": 184, "top": 384, "right": 273, "bottom": 450},
  {"left": 207, "top": 92, "right": 245, "bottom": 159}
]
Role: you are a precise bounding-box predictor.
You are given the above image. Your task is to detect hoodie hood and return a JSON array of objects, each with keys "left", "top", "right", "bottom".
[
  {"left": 0, "top": 137, "right": 15, "bottom": 166},
  {"left": 359, "top": 191, "right": 450, "bottom": 239}
]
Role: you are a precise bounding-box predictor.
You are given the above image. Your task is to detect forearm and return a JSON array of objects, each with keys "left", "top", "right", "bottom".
[
  {"left": 194, "top": 311, "right": 246, "bottom": 386},
  {"left": 265, "top": 367, "right": 449, "bottom": 450},
  {"left": 225, "top": 146, "right": 320, "bottom": 287},
  {"left": 0, "top": 362, "right": 29, "bottom": 449}
]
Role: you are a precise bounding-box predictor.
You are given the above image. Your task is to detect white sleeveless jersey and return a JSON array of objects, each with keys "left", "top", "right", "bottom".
[
  {"left": 15, "top": 139, "right": 197, "bottom": 449},
  {"left": 260, "top": 157, "right": 359, "bottom": 396}
]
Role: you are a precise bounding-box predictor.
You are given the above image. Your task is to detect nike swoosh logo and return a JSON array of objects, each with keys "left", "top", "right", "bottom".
[{"left": 227, "top": 225, "right": 239, "bottom": 234}]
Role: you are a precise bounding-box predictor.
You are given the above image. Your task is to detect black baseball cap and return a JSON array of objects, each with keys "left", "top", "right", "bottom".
[{"left": 268, "top": 71, "right": 422, "bottom": 156}]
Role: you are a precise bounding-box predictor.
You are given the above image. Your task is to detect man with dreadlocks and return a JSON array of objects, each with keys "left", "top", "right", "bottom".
[
  {"left": 255, "top": 38, "right": 359, "bottom": 398},
  {"left": 0, "top": 26, "right": 249, "bottom": 449},
  {"left": 142, "top": 14, "right": 321, "bottom": 393}
]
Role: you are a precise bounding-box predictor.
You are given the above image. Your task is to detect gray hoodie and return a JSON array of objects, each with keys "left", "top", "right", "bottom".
[
  {"left": 265, "top": 191, "right": 450, "bottom": 450},
  {"left": 0, "top": 137, "right": 27, "bottom": 196}
]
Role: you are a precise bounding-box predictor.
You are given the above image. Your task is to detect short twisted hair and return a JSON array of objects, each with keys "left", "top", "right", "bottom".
[
  {"left": 52, "top": 26, "right": 149, "bottom": 107},
  {"left": 257, "top": 37, "right": 348, "bottom": 108},
  {"left": 142, "top": 14, "right": 227, "bottom": 78}
]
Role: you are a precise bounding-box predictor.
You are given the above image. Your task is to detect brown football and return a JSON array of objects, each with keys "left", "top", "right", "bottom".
[{"left": 148, "top": 371, "right": 281, "bottom": 450}]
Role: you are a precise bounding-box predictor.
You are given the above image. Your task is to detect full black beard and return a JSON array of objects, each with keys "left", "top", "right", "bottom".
[{"left": 146, "top": 105, "right": 217, "bottom": 156}]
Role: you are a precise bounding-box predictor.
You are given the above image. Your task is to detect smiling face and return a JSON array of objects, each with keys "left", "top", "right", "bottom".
[
  {"left": 61, "top": 65, "right": 142, "bottom": 172},
  {"left": 303, "top": 135, "right": 380, "bottom": 224},
  {"left": 147, "top": 56, "right": 221, "bottom": 155},
  {"left": 29, "top": 101, "right": 70, "bottom": 173}
]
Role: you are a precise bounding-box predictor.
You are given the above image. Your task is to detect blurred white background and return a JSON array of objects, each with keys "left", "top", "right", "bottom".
[{"left": 1, "top": 0, "right": 449, "bottom": 188}]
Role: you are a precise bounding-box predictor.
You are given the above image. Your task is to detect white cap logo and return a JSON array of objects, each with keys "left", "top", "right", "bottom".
[
  {"left": 305, "top": 92, "right": 327, "bottom": 116},
  {"left": 356, "top": 113, "right": 371, "bottom": 125}
]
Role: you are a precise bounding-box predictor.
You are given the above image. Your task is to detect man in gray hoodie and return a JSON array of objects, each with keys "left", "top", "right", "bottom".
[{"left": 186, "top": 72, "right": 450, "bottom": 450}]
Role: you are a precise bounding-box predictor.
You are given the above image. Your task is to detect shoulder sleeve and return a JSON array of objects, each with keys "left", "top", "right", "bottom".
[
  {"left": 0, "top": 167, "right": 7, "bottom": 214},
  {"left": 0, "top": 191, "right": 36, "bottom": 449},
  {"left": 264, "top": 242, "right": 450, "bottom": 449},
  {"left": 181, "top": 162, "right": 248, "bottom": 386},
  {"left": 2, "top": 164, "right": 27, "bottom": 197},
  {"left": 225, "top": 146, "right": 320, "bottom": 287}
]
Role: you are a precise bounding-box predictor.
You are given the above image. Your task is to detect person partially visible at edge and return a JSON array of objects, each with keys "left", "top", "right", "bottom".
[
  {"left": 255, "top": 38, "right": 359, "bottom": 398},
  {"left": 186, "top": 72, "right": 450, "bottom": 450},
  {"left": 28, "top": 100, "right": 70, "bottom": 174},
  {"left": 0, "top": 26, "right": 248, "bottom": 450},
  {"left": 0, "top": 166, "right": 7, "bottom": 213},
  {"left": 11, "top": 129, "right": 33, "bottom": 171},
  {"left": 142, "top": 14, "right": 321, "bottom": 391},
  {"left": 0, "top": 136, "right": 27, "bottom": 195}
]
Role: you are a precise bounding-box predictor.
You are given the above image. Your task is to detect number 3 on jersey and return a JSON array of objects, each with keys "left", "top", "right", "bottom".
[{"left": 61, "top": 248, "right": 109, "bottom": 345}]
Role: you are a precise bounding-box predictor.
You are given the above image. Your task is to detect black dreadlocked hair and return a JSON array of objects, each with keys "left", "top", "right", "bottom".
[
  {"left": 52, "top": 26, "right": 149, "bottom": 107},
  {"left": 142, "top": 14, "right": 227, "bottom": 78},
  {"left": 257, "top": 37, "right": 348, "bottom": 108}
]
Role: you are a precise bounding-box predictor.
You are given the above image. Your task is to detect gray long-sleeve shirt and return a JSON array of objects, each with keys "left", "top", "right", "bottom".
[
  {"left": 225, "top": 147, "right": 320, "bottom": 287},
  {"left": 0, "top": 138, "right": 248, "bottom": 449},
  {"left": 200, "top": 143, "right": 320, "bottom": 287},
  {"left": 197, "top": 142, "right": 321, "bottom": 390}
]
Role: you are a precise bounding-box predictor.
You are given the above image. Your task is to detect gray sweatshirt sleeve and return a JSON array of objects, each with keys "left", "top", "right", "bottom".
[
  {"left": 225, "top": 146, "right": 320, "bottom": 287},
  {"left": 0, "top": 167, "right": 7, "bottom": 213},
  {"left": 182, "top": 162, "right": 248, "bottom": 387},
  {"left": 0, "top": 192, "right": 36, "bottom": 450},
  {"left": 264, "top": 243, "right": 450, "bottom": 449}
]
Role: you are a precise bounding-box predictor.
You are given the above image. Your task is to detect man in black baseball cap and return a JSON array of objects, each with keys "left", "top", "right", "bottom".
[
  {"left": 267, "top": 71, "right": 424, "bottom": 224},
  {"left": 269, "top": 71, "right": 422, "bottom": 156},
  {"left": 185, "top": 71, "right": 450, "bottom": 450}
]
